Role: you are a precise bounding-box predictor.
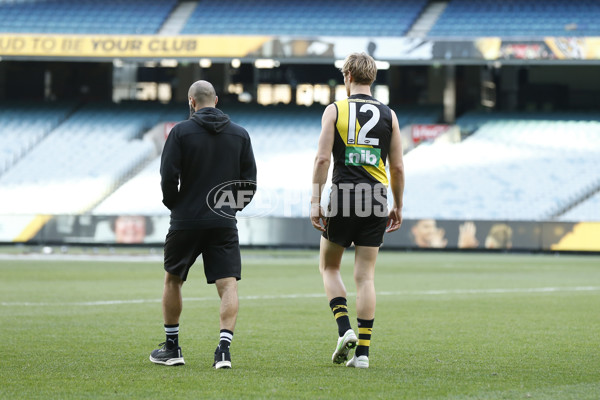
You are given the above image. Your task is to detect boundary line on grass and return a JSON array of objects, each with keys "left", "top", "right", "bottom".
[{"left": 2, "top": 286, "right": 599, "bottom": 307}]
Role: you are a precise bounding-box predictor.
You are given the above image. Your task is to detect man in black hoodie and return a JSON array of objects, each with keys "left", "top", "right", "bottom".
[{"left": 150, "top": 80, "right": 256, "bottom": 369}]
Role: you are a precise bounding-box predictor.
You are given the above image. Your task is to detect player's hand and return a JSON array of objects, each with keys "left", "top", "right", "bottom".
[
  {"left": 386, "top": 207, "right": 403, "bottom": 233},
  {"left": 310, "top": 202, "right": 327, "bottom": 232}
]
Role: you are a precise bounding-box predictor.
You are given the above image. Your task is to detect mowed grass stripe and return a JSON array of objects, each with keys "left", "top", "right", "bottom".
[{"left": 2, "top": 286, "right": 600, "bottom": 307}]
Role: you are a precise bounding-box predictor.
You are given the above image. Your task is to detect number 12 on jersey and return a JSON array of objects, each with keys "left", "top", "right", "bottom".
[{"left": 346, "top": 101, "right": 380, "bottom": 146}]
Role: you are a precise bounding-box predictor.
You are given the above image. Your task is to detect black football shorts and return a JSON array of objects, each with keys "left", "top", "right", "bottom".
[
  {"left": 322, "top": 210, "right": 388, "bottom": 248},
  {"left": 164, "top": 228, "right": 241, "bottom": 283}
]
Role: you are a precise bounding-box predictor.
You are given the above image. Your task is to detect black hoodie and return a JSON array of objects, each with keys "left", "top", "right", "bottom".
[{"left": 160, "top": 107, "right": 257, "bottom": 229}]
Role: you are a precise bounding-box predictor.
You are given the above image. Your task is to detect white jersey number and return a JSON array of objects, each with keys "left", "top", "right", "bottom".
[{"left": 347, "top": 102, "right": 380, "bottom": 146}]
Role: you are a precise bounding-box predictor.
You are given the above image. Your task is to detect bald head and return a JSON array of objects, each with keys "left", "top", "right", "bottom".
[{"left": 188, "top": 80, "right": 217, "bottom": 110}]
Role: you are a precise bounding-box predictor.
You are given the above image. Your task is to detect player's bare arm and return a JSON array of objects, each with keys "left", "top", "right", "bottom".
[
  {"left": 386, "top": 109, "right": 405, "bottom": 233},
  {"left": 310, "top": 103, "right": 336, "bottom": 232}
]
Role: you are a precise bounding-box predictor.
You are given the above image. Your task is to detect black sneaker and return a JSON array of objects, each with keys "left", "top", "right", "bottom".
[
  {"left": 213, "top": 345, "right": 232, "bottom": 369},
  {"left": 149, "top": 342, "right": 185, "bottom": 366}
]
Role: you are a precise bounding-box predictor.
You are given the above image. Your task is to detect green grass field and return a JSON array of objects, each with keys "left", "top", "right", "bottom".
[{"left": 1, "top": 250, "right": 599, "bottom": 399}]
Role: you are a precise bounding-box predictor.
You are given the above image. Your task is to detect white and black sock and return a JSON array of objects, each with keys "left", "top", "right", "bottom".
[
  {"left": 219, "top": 329, "right": 233, "bottom": 351},
  {"left": 165, "top": 324, "right": 179, "bottom": 350}
]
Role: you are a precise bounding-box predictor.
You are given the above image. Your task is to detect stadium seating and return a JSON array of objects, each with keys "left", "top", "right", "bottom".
[
  {"left": 0, "top": 102, "right": 75, "bottom": 176},
  {"left": 2, "top": 0, "right": 598, "bottom": 38},
  {"left": 3, "top": 0, "right": 597, "bottom": 38},
  {"left": 429, "top": 0, "right": 600, "bottom": 37},
  {"left": 402, "top": 112, "right": 600, "bottom": 221},
  {"left": 181, "top": 0, "right": 429, "bottom": 36},
  {"left": 93, "top": 103, "right": 324, "bottom": 217},
  {"left": 558, "top": 191, "right": 600, "bottom": 222},
  {"left": 92, "top": 157, "right": 164, "bottom": 215},
  {"left": 0, "top": 0, "right": 177, "bottom": 34},
  {"left": 3, "top": 100, "right": 597, "bottom": 222},
  {"left": 92, "top": 103, "right": 443, "bottom": 217},
  {"left": 455, "top": 110, "right": 600, "bottom": 134},
  {"left": 0, "top": 102, "right": 186, "bottom": 215}
]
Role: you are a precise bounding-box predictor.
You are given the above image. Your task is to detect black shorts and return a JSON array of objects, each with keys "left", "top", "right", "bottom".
[
  {"left": 322, "top": 210, "right": 388, "bottom": 248},
  {"left": 164, "top": 228, "right": 241, "bottom": 283}
]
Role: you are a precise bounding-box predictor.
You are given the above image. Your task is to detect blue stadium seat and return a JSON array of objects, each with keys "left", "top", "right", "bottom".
[
  {"left": 0, "top": 102, "right": 187, "bottom": 215},
  {"left": 181, "top": 0, "right": 429, "bottom": 37},
  {"left": 429, "top": 0, "right": 600, "bottom": 38},
  {"left": 0, "top": 0, "right": 177, "bottom": 34}
]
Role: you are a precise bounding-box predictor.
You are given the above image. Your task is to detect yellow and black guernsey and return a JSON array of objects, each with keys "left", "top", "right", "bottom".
[
  {"left": 331, "top": 94, "right": 392, "bottom": 209},
  {"left": 333, "top": 94, "right": 392, "bottom": 186}
]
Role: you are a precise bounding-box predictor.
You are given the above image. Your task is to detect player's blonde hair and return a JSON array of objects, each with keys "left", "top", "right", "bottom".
[{"left": 341, "top": 52, "right": 377, "bottom": 85}]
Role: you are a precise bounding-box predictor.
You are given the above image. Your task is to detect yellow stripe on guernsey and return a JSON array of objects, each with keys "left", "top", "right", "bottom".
[{"left": 335, "top": 99, "right": 388, "bottom": 186}]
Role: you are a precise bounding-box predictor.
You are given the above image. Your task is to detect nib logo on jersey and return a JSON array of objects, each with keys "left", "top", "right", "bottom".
[{"left": 345, "top": 147, "right": 381, "bottom": 166}]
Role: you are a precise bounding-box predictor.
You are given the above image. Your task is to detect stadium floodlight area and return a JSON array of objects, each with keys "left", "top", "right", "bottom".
[
  {"left": 402, "top": 113, "right": 600, "bottom": 221},
  {"left": 0, "top": 0, "right": 177, "bottom": 34},
  {"left": 180, "top": 0, "right": 429, "bottom": 36},
  {"left": 428, "top": 0, "right": 600, "bottom": 37},
  {"left": 0, "top": 102, "right": 185, "bottom": 215}
]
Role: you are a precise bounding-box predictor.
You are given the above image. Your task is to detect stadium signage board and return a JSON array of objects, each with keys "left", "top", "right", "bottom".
[
  {"left": 0, "top": 34, "right": 270, "bottom": 59},
  {"left": 6, "top": 214, "right": 600, "bottom": 252},
  {"left": 2, "top": 35, "right": 600, "bottom": 62},
  {"left": 411, "top": 124, "right": 451, "bottom": 144}
]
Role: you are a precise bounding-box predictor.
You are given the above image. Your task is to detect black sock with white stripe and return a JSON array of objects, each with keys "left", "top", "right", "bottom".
[
  {"left": 219, "top": 329, "right": 233, "bottom": 351},
  {"left": 164, "top": 324, "right": 179, "bottom": 350}
]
